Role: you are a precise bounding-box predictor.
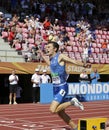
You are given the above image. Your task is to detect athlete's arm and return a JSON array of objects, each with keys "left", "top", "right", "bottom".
[
  {"left": 59, "top": 53, "right": 89, "bottom": 67},
  {"left": 38, "top": 50, "right": 50, "bottom": 65}
]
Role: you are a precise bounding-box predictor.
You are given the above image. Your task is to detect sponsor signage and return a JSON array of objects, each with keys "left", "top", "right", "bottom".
[
  {"left": 40, "top": 83, "right": 109, "bottom": 103},
  {"left": 68, "top": 83, "right": 109, "bottom": 101}
]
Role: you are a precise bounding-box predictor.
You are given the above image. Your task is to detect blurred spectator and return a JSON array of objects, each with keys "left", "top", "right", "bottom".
[
  {"left": 53, "top": 18, "right": 60, "bottom": 27},
  {"left": 12, "top": 14, "right": 19, "bottom": 24},
  {"left": 101, "top": 39, "right": 108, "bottom": 53},
  {"left": 82, "top": 44, "right": 89, "bottom": 63},
  {"left": 12, "top": 28, "right": 23, "bottom": 48},
  {"left": 35, "top": 17, "right": 43, "bottom": 29},
  {"left": 0, "top": 12, "right": 4, "bottom": 23},
  {"left": 43, "top": 17, "right": 52, "bottom": 30},
  {"left": 8, "top": 27, "right": 16, "bottom": 47},
  {"left": 79, "top": 69, "right": 90, "bottom": 83},
  {"left": 48, "top": 32, "right": 54, "bottom": 41},
  {"left": 90, "top": 68, "right": 100, "bottom": 84},
  {"left": 0, "top": 0, "right": 109, "bottom": 64},
  {"left": 0, "top": 12, "right": 4, "bottom": 36},
  {"left": 41, "top": 69, "right": 51, "bottom": 83},
  {"left": 57, "top": 35, "right": 65, "bottom": 52},
  {"left": 75, "top": 23, "right": 81, "bottom": 37},
  {"left": 9, "top": 69, "right": 19, "bottom": 105},
  {"left": 31, "top": 68, "right": 41, "bottom": 103},
  {"left": 106, "top": 40, "right": 109, "bottom": 54},
  {"left": 24, "top": 15, "right": 30, "bottom": 24}
]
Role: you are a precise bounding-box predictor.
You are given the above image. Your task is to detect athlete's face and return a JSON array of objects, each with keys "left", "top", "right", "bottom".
[{"left": 46, "top": 44, "right": 56, "bottom": 57}]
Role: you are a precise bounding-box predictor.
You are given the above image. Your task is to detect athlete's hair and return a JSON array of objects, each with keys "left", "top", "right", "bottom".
[{"left": 48, "top": 41, "right": 59, "bottom": 52}]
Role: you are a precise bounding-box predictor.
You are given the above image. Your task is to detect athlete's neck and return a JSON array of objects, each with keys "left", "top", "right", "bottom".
[{"left": 50, "top": 52, "right": 57, "bottom": 59}]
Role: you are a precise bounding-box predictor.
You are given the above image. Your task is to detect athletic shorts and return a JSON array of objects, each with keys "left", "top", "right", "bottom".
[
  {"left": 9, "top": 84, "right": 17, "bottom": 93},
  {"left": 53, "top": 83, "right": 68, "bottom": 103}
]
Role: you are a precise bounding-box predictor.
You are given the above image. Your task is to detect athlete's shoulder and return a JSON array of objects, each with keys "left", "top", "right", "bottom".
[
  {"left": 58, "top": 53, "right": 65, "bottom": 57},
  {"left": 59, "top": 53, "right": 68, "bottom": 59}
]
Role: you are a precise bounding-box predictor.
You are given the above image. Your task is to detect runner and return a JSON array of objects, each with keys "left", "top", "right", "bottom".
[{"left": 39, "top": 41, "right": 90, "bottom": 130}]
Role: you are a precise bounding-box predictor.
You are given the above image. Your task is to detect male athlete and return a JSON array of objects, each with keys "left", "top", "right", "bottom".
[{"left": 39, "top": 41, "right": 90, "bottom": 130}]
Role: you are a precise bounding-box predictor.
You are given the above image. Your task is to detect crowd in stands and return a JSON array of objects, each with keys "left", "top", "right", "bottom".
[{"left": 0, "top": 0, "right": 109, "bottom": 63}]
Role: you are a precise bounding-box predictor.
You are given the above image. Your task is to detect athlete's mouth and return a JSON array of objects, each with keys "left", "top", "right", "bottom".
[{"left": 46, "top": 50, "right": 49, "bottom": 54}]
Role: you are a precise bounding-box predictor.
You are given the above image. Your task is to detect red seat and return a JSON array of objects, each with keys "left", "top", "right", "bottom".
[
  {"left": 96, "top": 38, "right": 100, "bottom": 43},
  {"left": 107, "top": 35, "right": 109, "bottom": 40},
  {"left": 103, "top": 54, "right": 108, "bottom": 59},
  {"left": 99, "top": 38, "right": 104, "bottom": 43},
  {"left": 69, "top": 36, "right": 75, "bottom": 41},
  {"left": 95, "top": 30, "right": 99, "bottom": 34},
  {"left": 105, "top": 58, "right": 109, "bottom": 63},
  {"left": 1, "top": 31, "right": 8, "bottom": 38},
  {"left": 72, "top": 46, "right": 78, "bottom": 52},
  {"left": 97, "top": 34, "right": 101, "bottom": 39},
  {"left": 102, "top": 35, "right": 106, "bottom": 39},
  {"left": 28, "top": 38, "right": 34, "bottom": 44},
  {"left": 22, "top": 33, "right": 28, "bottom": 39},
  {"left": 92, "top": 53, "right": 97, "bottom": 58},
  {"left": 91, "top": 48, "right": 94, "bottom": 53},
  {"left": 75, "top": 52, "right": 81, "bottom": 57},
  {"left": 92, "top": 42, "right": 97, "bottom": 48},
  {"left": 78, "top": 46, "right": 83, "bottom": 53},
  {"left": 99, "top": 48, "right": 103, "bottom": 53},
  {"left": 70, "top": 27, "right": 75, "bottom": 32},
  {"left": 72, "top": 32, "right": 76, "bottom": 36},
  {"left": 41, "top": 29, "right": 46, "bottom": 34},
  {"left": 74, "top": 37, "right": 79, "bottom": 41},
  {"left": 94, "top": 47, "right": 100, "bottom": 53},
  {"left": 98, "top": 30, "right": 103, "bottom": 35},
  {"left": 96, "top": 53, "right": 101, "bottom": 58},
  {"left": 15, "top": 43, "right": 22, "bottom": 51},
  {"left": 60, "top": 26, "right": 64, "bottom": 30},
  {"left": 100, "top": 57, "right": 106, "bottom": 64},
  {"left": 97, "top": 43, "right": 102, "bottom": 48},
  {"left": 89, "top": 57, "right": 94, "bottom": 63},
  {"left": 68, "top": 32, "right": 73, "bottom": 37},
  {"left": 18, "top": 22, "right": 24, "bottom": 27},
  {"left": 66, "top": 46, "right": 73, "bottom": 52},
  {"left": 66, "top": 27, "right": 71, "bottom": 32},
  {"left": 103, "top": 30, "right": 107, "bottom": 35},
  {"left": 76, "top": 56, "right": 82, "bottom": 61},
  {"left": 22, "top": 28, "right": 28, "bottom": 33},
  {"left": 94, "top": 57, "right": 100, "bottom": 63},
  {"left": 68, "top": 52, "right": 76, "bottom": 59},
  {"left": 29, "top": 44, "right": 35, "bottom": 50}
]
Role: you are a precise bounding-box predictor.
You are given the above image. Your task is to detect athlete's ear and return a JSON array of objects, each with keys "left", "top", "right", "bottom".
[{"left": 54, "top": 47, "right": 57, "bottom": 52}]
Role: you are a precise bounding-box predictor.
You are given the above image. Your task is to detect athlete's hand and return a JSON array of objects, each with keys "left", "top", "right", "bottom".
[
  {"left": 83, "top": 63, "right": 91, "bottom": 68},
  {"left": 37, "top": 49, "right": 44, "bottom": 56}
]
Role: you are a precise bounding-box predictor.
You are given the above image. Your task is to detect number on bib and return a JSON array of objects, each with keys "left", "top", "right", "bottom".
[{"left": 59, "top": 89, "right": 66, "bottom": 96}]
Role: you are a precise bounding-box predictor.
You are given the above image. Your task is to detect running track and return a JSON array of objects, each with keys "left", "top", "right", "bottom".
[{"left": 0, "top": 100, "right": 109, "bottom": 130}]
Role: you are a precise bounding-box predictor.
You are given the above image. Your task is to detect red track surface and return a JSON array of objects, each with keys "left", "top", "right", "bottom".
[{"left": 0, "top": 100, "right": 109, "bottom": 130}]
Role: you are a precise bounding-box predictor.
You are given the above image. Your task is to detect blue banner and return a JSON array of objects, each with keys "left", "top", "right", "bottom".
[
  {"left": 40, "top": 83, "right": 109, "bottom": 103},
  {"left": 68, "top": 82, "right": 109, "bottom": 101}
]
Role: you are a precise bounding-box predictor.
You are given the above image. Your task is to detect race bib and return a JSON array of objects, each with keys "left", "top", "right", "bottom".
[{"left": 52, "top": 73, "right": 60, "bottom": 84}]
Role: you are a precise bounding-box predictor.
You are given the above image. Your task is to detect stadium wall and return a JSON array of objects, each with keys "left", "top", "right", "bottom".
[{"left": 0, "top": 62, "right": 109, "bottom": 74}]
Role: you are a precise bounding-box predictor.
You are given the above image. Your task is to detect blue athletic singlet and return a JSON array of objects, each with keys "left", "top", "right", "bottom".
[{"left": 50, "top": 53, "right": 68, "bottom": 103}]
